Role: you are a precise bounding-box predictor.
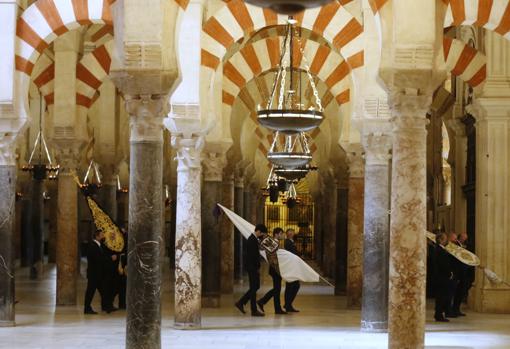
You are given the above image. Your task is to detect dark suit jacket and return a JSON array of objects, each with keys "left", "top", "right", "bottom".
[
  {"left": 434, "top": 244, "right": 453, "bottom": 283},
  {"left": 87, "top": 240, "right": 105, "bottom": 280},
  {"left": 245, "top": 234, "right": 261, "bottom": 272},
  {"left": 284, "top": 238, "right": 298, "bottom": 256}
]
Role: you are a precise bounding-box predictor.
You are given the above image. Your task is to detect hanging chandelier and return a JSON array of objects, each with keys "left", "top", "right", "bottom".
[
  {"left": 244, "top": 0, "right": 333, "bottom": 14},
  {"left": 22, "top": 93, "right": 59, "bottom": 180},
  {"left": 267, "top": 131, "right": 312, "bottom": 168},
  {"left": 80, "top": 159, "right": 103, "bottom": 195},
  {"left": 257, "top": 18, "right": 324, "bottom": 134}
]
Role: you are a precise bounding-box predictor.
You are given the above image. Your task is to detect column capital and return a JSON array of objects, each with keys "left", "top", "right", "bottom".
[
  {"left": 362, "top": 133, "right": 392, "bottom": 166},
  {"left": 171, "top": 134, "right": 205, "bottom": 172},
  {"left": 346, "top": 144, "right": 365, "bottom": 179},
  {"left": 53, "top": 139, "right": 85, "bottom": 173},
  {"left": 126, "top": 94, "right": 169, "bottom": 142},
  {"left": 202, "top": 151, "right": 226, "bottom": 182},
  {"left": 389, "top": 91, "right": 432, "bottom": 122},
  {"left": 0, "top": 136, "right": 17, "bottom": 166}
]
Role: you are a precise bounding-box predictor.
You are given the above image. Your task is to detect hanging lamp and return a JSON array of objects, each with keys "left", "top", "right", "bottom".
[
  {"left": 267, "top": 131, "right": 312, "bottom": 168},
  {"left": 22, "top": 93, "right": 59, "bottom": 180},
  {"left": 244, "top": 0, "right": 333, "bottom": 15},
  {"left": 257, "top": 18, "right": 324, "bottom": 134}
]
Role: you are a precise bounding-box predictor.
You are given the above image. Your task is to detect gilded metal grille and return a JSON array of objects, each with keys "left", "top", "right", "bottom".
[{"left": 264, "top": 194, "right": 315, "bottom": 260}]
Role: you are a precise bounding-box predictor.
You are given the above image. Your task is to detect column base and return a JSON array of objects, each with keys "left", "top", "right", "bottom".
[
  {"left": 174, "top": 322, "right": 202, "bottom": 330},
  {"left": 202, "top": 296, "right": 220, "bottom": 308},
  {"left": 361, "top": 320, "right": 387, "bottom": 333},
  {"left": 0, "top": 320, "right": 15, "bottom": 327},
  {"left": 474, "top": 285, "right": 510, "bottom": 313}
]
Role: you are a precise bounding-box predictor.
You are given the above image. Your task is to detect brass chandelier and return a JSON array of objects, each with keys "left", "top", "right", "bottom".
[{"left": 244, "top": 0, "right": 333, "bottom": 14}]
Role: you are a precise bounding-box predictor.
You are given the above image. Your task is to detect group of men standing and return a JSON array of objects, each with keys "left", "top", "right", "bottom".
[
  {"left": 235, "top": 225, "right": 301, "bottom": 317},
  {"left": 434, "top": 232, "right": 473, "bottom": 322},
  {"left": 84, "top": 230, "right": 127, "bottom": 314}
]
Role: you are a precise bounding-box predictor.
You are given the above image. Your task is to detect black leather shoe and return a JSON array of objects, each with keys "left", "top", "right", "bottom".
[
  {"left": 275, "top": 309, "right": 288, "bottom": 315},
  {"left": 285, "top": 307, "right": 300, "bottom": 313},
  {"left": 445, "top": 313, "right": 458, "bottom": 318},
  {"left": 235, "top": 301, "right": 246, "bottom": 314},
  {"left": 456, "top": 312, "right": 466, "bottom": 317},
  {"left": 251, "top": 310, "right": 265, "bottom": 317},
  {"left": 105, "top": 307, "right": 118, "bottom": 314},
  {"left": 256, "top": 300, "right": 265, "bottom": 313},
  {"left": 84, "top": 309, "right": 98, "bottom": 315},
  {"left": 435, "top": 317, "right": 450, "bottom": 322}
]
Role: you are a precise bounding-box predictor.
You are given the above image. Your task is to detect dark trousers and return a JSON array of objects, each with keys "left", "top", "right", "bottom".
[
  {"left": 284, "top": 280, "right": 300, "bottom": 309},
  {"left": 84, "top": 277, "right": 104, "bottom": 311},
  {"left": 434, "top": 279, "right": 450, "bottom": 318},
  {"left": 452, "top": 277, "right": 468, "bottom": 313},
  {"left": 258, "top": 273, "right": 283, "bottom": 311},
  {"left": 238, "top": 270, "right": 260, "bottom": 313},
  {"left": 118, "top": 275, "right": 127, "bottom": 308},
  {"left": 447, "top": 278, "right": 459, "bottom": 314}
]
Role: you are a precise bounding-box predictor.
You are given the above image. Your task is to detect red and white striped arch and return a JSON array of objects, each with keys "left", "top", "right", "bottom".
[
  {"left": 222, "top": 37, "right": 351, "bottom": 118},
  {"left": 443, "top": 37, "right": 486, "bottom": 87},
  {"left": 201, "top": 0, "right": 364, "bottom": 84},
  {"left": 443, "top": 0, "right": 510, "bottom": 38},
  {"left": 15, "top": 0, "right": 114, "bottom": 120},
  {"left": 76, "top": 40, "right": 113, "bottom": 107},
  {"left": 32, "top": 54, "right": 55, "bottom": 105}
]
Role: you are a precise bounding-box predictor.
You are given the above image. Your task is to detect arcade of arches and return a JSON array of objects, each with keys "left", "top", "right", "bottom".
[{"left": 1, "top": 0, "right": 510, "bottom": 348}]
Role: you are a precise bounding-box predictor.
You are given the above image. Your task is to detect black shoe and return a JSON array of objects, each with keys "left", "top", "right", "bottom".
[
  {"left": 235, "top": 301, "right": 246, "bottom": 314},
  {"left": 84, "top": 309, "right": 98, "bottom": 315},
  {"left": 105, "top": 307, "right": 118, "bottom": 314},
  {"left": 275, "top": 309, "right": 288, "bottom": 315},
  {"left": 435, "top": 317, "right": 450, "bottom": 322},
  {"left": 456, "top": 312, "right": 466, "bottom": 317},
  {"left": 251, "top": 310, "right": 265, "bottom": 317},
  {"left": 285, "top": 307, "right": 300, "bottom": 313},
  {"left": 256, "top": 300, "right": 265, "bottom": 313},
  {"left": 445, "top": 313, "right": 458, "bottom": 318}
]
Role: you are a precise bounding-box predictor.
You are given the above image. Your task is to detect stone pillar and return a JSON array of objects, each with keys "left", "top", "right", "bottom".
[
  {"left": 201, "top": 150, "right": 226, "bottom": 307},
  {"left": 54, "top": 144, "right": 81, "bottom": 306},
  {"left": 0, "top": 142, "right": 16, "bottom": 326},
  {"left": 170, "top": 129, "right": 204, "bottom": 329},
  {"left": 124, "top": 96, "right": 166, "bottom": 346},
  {"left": 346, "top": 146, "right": 364, "bottom": 308},
  {"left": 117, "top": 190, "right": 128, "bottom": 229},
  {"left": 234, "top": 177, "right": 244, "bottom": 281},
  {"left": 220, "top": 174, "right": 234, "bottom": 294},
  {"left": 361, "top": 134, "right": 392, "bottom": 332},
  {"left": 98, "top": 168, "right": 118, "bottom": 222},
  {"left": 30, "top": 175, "right": 44, "bottom": 279},
  {"left": 335, "top": 185, "right": 348, "bottom": 294},
  {"left": 472, "top": 98, "right": 510, "bottom": 312},
  {"left": 388, "top": 94, "right": 429, "bottom": 348},
  {"left": 47, "top": 181, "right": 58, "bottom": 263}
]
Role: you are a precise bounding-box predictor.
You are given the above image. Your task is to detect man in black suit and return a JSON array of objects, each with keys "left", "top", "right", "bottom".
[
  {"left": 284, "top": 228, "right": 300, "bottom": 313},
  {"left": 84, "top": 230, "right": 106, "bottom": 314},
  {"left": 257, "top": 227, "right": 287, "bottom": 315},
  {"left": 434, "top": 232, "right": 454, "bottom": 322},
  {"left": 235, "top": 224, "right": 267, "bottom": 317}
]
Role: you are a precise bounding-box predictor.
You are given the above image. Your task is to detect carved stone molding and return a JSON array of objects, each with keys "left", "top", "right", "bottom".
[
  {"left": 389, "top": 92, "right": 431, "bottom": 133},
  {"left": 0, "top": 136, "right": 17, "bottom": 166},
  {"left": 362, "top": 133, "right": 392, "bottom": 166},
  {"left": 346, "top": 144, "right": 365, "bottom": 179},
  {"left": 53, "top": 140, "right": 85, "bottom": 173},
  {"left": 171, "top": 135, "right": 205, "bottom": 172},
  {"left": 202, "top": 152, "right": 226, "bottom": 182},
  {"left": 125, "top": 95, "right": 169, "bottom": 143}
]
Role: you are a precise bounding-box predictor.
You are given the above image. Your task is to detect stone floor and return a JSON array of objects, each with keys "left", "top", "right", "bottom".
[{"left": 1, "top": 263, "right": 510, "bottom": 349}]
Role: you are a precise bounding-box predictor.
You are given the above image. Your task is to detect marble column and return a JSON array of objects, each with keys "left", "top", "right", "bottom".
[
  {"left": 346, "top": 148, "right": 364, "bottom": 308},
  {"left": 170, "top": 131, "right": 204, "bottom": 329},
  {"left": 201, "top": 151, "right": 225, "bottom": 307},
  {"left": 124, "top": 96, "right": 166, "bottom": 347},
  {"left": 335, "top": 185, "right": 348, "bottom": 294},
  {"left": 220, "top": 174, "right": 234, "bottom": 294},
  {"left": 361, "top": 134, "right": 392, "bottom": 332},
  {"left": 54, "top": 145, "right": 81, "bottom": 306},
  {"left": 0, "top": 147, "right": 16, "bottom": 327},
  {"left": 47, "top": 181, "right": 58, "bottom": 263},
  {"left": 100, "top": 179, "right": 117, "bottom": 222},
  {"left": 234, "top": 179, "right": 244, "bottom": 281},
  {"left": 388, "top": 95, "right": 429, "bottom": 349},
  {"left": 30, "top": 173, "right": 45, "bottom": 279}
]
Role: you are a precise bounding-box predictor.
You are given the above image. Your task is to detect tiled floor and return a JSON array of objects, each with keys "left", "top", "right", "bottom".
[{"left": 1, "top": 263, "right": 510, "bottom": 349}]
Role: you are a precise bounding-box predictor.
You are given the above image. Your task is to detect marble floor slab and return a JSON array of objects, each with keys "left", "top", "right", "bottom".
[{"left": 1, "top": 263, "right": 510, "bottom": 349}]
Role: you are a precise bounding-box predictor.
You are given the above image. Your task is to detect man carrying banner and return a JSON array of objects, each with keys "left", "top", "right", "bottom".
[{"left": 235, "top": 224, "right": 268, "bottom": 317}]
